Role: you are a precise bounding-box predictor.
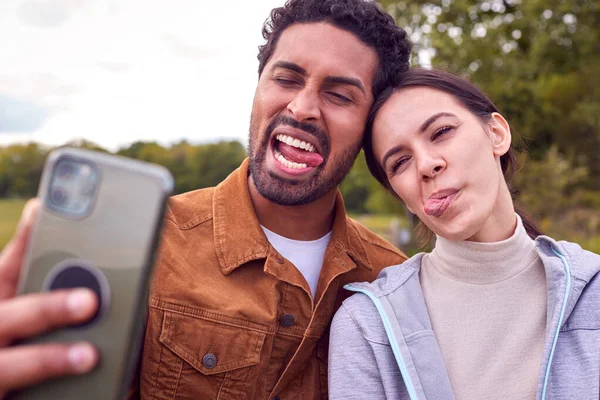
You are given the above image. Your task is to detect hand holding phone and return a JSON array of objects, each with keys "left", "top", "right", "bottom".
[
  {"left": 8, "top": 148, "right": 173, "bottom": 400},
  {"left": 0, "top": 200, "right": 98, "bottom": 399}
]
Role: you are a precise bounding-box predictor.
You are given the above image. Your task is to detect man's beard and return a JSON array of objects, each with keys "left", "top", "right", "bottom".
[{"left": 248, "top": 114, "right": 361, "bottom": 206}]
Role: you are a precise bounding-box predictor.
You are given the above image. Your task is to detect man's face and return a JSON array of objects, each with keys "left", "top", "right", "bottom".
[{"left": 248, "top": 22, "right": 378, "bottom": 206}]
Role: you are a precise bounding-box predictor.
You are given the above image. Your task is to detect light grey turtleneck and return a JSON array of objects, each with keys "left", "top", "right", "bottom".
[{"left": 420, "top": 214, "right": 547, "bottom": 400}]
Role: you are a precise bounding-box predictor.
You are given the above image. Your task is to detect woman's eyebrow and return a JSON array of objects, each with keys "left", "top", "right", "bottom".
[{"left": 419, "top": 112, "right": 457, "bottom": 133}]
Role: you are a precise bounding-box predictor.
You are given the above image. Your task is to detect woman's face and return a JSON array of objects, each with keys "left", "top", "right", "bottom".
[{"left": 371, "top": 87, "right": 515, "bottom": 242}]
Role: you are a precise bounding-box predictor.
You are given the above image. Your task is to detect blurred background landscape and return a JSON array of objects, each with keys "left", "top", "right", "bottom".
[{"left": 1, "top": 0, "right": 598, "bottom": 255}]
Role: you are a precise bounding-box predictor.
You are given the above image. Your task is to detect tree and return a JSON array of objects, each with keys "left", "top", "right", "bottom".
[
  {"left": 188, "top": 141, "right": 247, "bottom": 189},
  {"left": 340, "top": 151, "right": 406, "bottom": 215},
  {"left": 0, "top": 143, "right": 48, "bottom": 198},
  {"left": 374, "top": 0, "right": 600, "bottom": 250},
  {"left": 379, "top": 0, "right": 600, "bottom": 188}
]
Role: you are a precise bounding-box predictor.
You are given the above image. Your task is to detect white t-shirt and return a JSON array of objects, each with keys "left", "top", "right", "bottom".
[{"left": 261, "top": 225, "right": 332, "bottom": 299}]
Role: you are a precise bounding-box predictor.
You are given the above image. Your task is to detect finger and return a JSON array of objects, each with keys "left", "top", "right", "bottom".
[
  {"left": 0, "top": 199, "right": 40, "bottom": 300},
  {"left": 0, "top": 289, "right": 98, "bottom": 346},
  {"left": 0, "top": 342, "right": 97, "bottom": 394}
]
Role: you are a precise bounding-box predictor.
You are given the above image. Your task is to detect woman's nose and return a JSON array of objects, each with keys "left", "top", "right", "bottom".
[{"left": 418, "top": 155, "right": 446, "bottom": 180}]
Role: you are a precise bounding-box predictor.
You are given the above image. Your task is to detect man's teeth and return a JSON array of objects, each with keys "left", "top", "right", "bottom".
[
  {"left": 274, "top": 149, "right": 308, "bottom": 169},
  {"left": 275, "top": 134, "right": 316, "bottom": 152}
]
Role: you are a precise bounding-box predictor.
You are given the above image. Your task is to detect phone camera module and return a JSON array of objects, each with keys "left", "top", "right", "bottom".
[{"left": 48, "top": 157, "right": 98, "bottom": 218}]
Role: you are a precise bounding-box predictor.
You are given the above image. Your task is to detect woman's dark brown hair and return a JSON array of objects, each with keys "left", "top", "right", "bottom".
[{"left": 363, "top": 68, "right": 542, "bottom": 243}]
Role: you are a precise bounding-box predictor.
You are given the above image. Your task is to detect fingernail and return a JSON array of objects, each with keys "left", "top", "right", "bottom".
[
  {"left": 67, "top": 289, "right": 95, "bottom": 318},
  {"left": 68, "top": 343, "right": 97, "bottom": 373}
]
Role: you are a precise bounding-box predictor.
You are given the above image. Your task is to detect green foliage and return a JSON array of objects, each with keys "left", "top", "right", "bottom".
[
  {"left": 115, "top": 140, "right": 247, "bottom": 194},
  {"left": 365, "top": 189, "right": 405, "bottom": 215},
  {"left": 377, "top": 0, "right": 600, "bottom": 251},
  {"left": 2, "top": 0, "right": 599, "bottom": 251},
  {"left": 380, "top": 0, "right": 600, "bottom": 185},
  {"left": 339, "top": 151, "right": 406, "bottom": 214},
  {"left": 513, "top": 147, "right": 600, "bottom": 253},
  {"left": 0, "top": 143, "right": 48, "bottom": 198},
  {"left": 514, "top": 146, "right": 588, "bottom": 219},
  {"left": 0, "top": 140, "right": 247, "bottom": 199},
  {"left": 188, "top": 141, "right": 248, "bottom": 189},
  {"left": 339, "top": 152, "right": 372, "bottom": 213}
]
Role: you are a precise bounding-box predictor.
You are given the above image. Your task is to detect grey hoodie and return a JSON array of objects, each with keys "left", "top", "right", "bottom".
[{"left": 328, "top": 236, "right": 600, "bottom": 400}]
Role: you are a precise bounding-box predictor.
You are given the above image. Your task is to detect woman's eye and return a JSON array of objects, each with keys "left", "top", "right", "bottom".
[
  {"left": 389, "top": 157, "right": 409, "bottom": 175},
  {"left": 432, "top": 126, "right": 453, "bottom": 140}
]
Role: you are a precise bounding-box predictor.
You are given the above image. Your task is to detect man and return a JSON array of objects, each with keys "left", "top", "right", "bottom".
[{"left": 0, "top": 0, "right": 411, "bottom": 398}]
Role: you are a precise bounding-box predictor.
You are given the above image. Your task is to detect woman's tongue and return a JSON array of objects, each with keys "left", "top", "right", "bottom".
[
  {"left": 424, "top": 198, "right": 445, "bottom": 216},
  {"left": 277, "top": 142, "right": 323, "bottom": 167}
]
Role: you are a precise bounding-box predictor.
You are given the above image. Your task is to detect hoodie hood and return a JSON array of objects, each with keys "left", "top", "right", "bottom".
[
  {"left": 349, "top": 236, "right": 600, "bottom": 329},
  {"left": 535, "top": 236, "right": 600, "bottom": 324}
]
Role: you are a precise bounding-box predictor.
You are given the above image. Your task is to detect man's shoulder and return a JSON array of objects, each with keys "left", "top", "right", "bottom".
[
  {"left": 164, "top": 186, "right": 216, "bottom": 229},
  {"left": 347, "top": 217, "right": 408, "bottom": 265}
]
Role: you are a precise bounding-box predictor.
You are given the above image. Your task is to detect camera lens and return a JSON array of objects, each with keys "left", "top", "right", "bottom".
[
  {"left": 57, "top": 162, "right": 75, "bottom": 178},
  {"left": 50, "top": 187, "right": 67, "bottom": 206}
]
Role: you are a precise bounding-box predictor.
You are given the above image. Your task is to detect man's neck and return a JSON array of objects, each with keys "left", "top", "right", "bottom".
[{"left": 248, "top": 176, "right": 336, "bottom": 241}]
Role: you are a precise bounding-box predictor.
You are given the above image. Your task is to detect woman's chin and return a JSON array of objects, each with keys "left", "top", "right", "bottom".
[
  {"left": 429, "top": 219, "right": 479, "bottom": 242},
  {"left": 433, "top": 229, "right": 473, "bottom": 242}
]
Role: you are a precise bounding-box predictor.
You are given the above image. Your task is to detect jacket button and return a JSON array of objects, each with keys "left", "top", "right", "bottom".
[
  {"left": 202, "top": 353, "right": 217, "bottom": 369},
  {"left": 279, "top": 314, "right": 295, "bottom": 327},
  {"left": 274, "top": 397, "right": 280, "bottom": 400}
]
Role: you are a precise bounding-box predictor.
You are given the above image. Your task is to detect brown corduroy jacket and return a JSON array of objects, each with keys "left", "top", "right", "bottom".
[{"left": 132, "top": 159, "right": 407, "bottom": 400}]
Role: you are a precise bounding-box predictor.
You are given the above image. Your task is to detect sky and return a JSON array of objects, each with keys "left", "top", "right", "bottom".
[{"left": 0, "top": 0, "right": 286, "bottom": 151}]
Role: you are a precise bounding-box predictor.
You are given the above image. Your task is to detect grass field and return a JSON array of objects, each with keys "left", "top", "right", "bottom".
[{"left": 0, "top": 198, "right": 28, "bottom": 250}]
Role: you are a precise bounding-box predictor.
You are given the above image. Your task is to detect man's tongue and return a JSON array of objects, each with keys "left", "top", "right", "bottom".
[{"left": 278, "top": 142, "right": 323, "bottom": 167}]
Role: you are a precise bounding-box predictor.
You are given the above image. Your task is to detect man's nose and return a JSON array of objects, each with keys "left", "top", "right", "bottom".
[{"left": 287, "top": 88, "right": 320, "bottom": 122}]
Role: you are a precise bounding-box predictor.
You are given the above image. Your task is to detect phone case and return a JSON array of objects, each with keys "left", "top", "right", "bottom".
[{"left": 12, "top": 147, "right": 174, "bottom": 400}]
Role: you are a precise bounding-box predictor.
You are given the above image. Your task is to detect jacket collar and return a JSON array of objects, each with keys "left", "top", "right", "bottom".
[{"left": 213, "top": 158, "right": 372, "bottom": 275}]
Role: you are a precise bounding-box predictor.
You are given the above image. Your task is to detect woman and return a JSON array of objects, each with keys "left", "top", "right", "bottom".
[{"left": 328, "top": 69, "right": 600, "bottom": 400}]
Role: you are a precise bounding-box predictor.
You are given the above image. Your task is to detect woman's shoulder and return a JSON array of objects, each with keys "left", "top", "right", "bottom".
[
  {"left": 333, "top": 288, "right": 390, "bottom": 344},
  {"left": 336, "top": 253, "right": 424, "bottom": 329},
  {"left": 535, "top": 236, "right": 600, "bottom": 282},
  {"left": 535, "top": 236, "right": 600, "bottom": 330},
  {"left": 344, "top": 252, "right": 425, "bottom": 298}
]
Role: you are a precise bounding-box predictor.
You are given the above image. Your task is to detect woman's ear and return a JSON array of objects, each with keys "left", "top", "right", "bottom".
[{"left": 489, "top": 112, "right": 512, "bottom": 157}]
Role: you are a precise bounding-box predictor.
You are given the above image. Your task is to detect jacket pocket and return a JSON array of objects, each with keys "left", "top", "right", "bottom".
[{"left": 156, "top": 309, "right": 267, "bottom": 400}]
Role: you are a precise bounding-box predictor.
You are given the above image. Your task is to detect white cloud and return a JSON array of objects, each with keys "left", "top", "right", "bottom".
[{"left": 0, "top": 0, "right": 285, "bottom": 150}]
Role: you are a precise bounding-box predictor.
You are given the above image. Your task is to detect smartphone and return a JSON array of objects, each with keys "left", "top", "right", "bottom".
[{"left": 11, "top": 147, "right": 174, "bottom": 400}]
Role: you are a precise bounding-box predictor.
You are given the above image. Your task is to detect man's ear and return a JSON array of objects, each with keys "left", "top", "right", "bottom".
[{"left": 489, "top": 112, "right": 512, "bottom": 157}]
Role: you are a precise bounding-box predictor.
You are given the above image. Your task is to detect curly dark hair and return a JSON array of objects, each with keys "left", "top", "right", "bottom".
[{"left": 257, "top": 0, "right": 411, "bottom": 99}]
